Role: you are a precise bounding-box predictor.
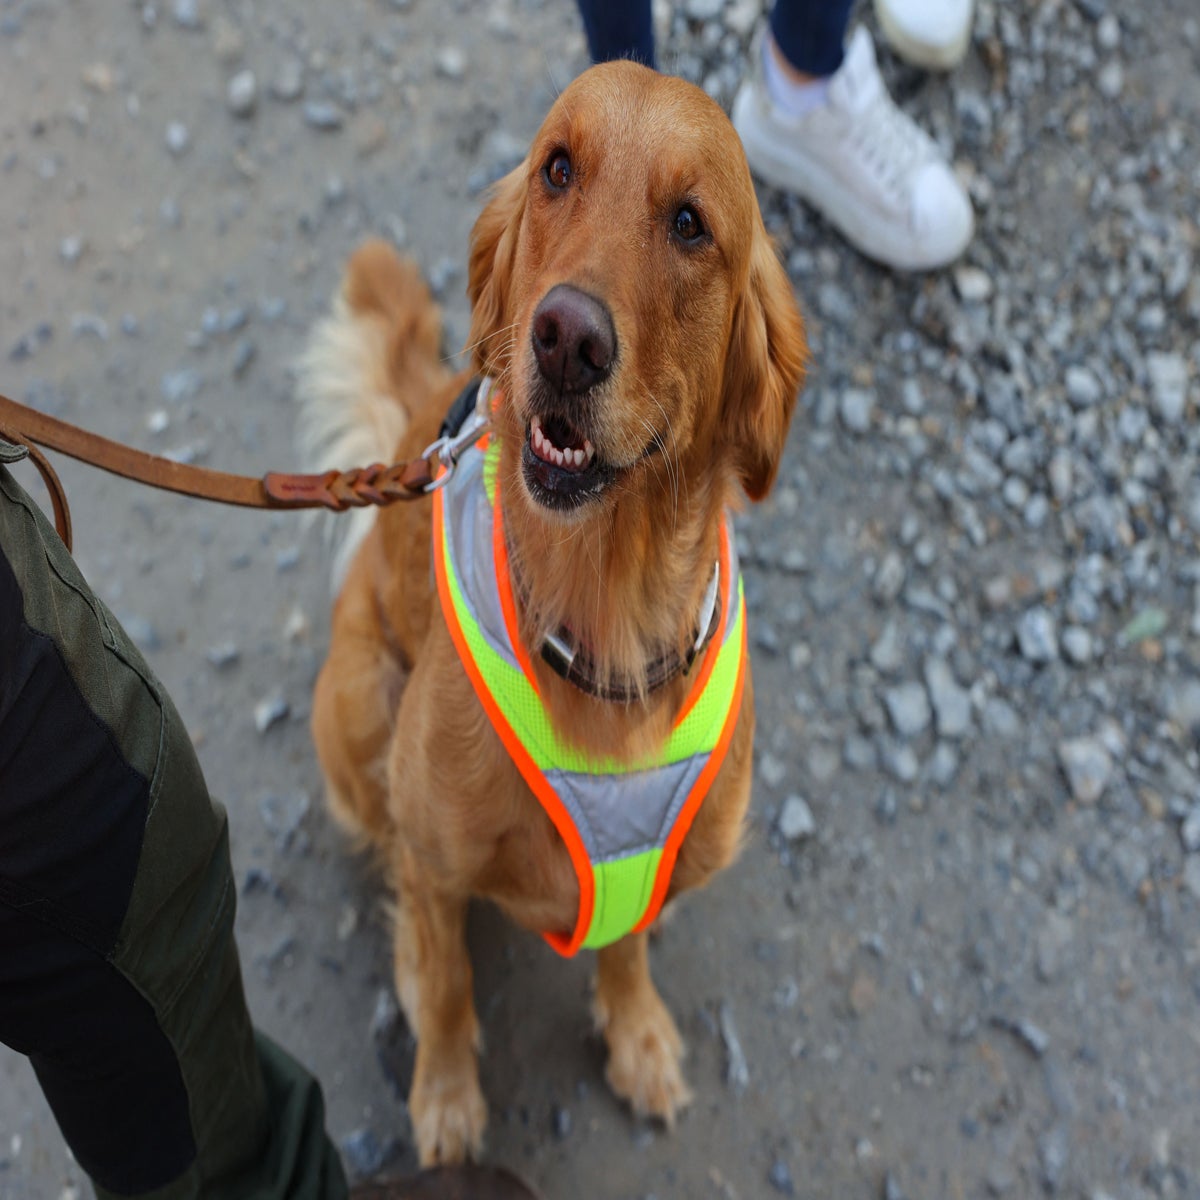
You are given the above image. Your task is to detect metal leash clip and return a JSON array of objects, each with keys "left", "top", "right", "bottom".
[{"left": 421, "top": 377, "right": 494, "bottom": 492}]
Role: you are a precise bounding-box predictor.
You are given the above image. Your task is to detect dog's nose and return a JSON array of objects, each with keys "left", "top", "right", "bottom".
[{"left": 531, "top": 285, "right": 615, "bottom": 394}]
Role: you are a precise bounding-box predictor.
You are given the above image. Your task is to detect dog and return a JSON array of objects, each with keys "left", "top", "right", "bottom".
[{"left": 298, "top": 60, "right": 807, "bottom": 1167}]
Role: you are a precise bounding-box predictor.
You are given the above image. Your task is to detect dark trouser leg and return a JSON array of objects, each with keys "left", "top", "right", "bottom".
[
  {"left": 575, "top": 0, "right": 656, "bottom": 67},
  {"left": 769, "top": 0, "right": 857, "bottom": 76},
  {"left": 0, "top": 460, "right": 347, "bottom": 1200}
]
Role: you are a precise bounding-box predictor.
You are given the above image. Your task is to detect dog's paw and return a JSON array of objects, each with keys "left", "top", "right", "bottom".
[
  {"left": 596, "top": 991, "right": 692, "bottom": 1125},
  {"left": 409, "top": 1064, "right": 488, "bottom": 1167}
]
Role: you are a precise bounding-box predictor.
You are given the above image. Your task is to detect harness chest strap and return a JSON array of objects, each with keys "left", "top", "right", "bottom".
[{"left": 432, "top": 438, "right": 747, "bottom": 957}]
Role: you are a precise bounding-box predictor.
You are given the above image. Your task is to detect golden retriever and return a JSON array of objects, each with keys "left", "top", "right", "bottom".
[{"left": 299, "top": 60, "right": 807, "bottom": 1167}]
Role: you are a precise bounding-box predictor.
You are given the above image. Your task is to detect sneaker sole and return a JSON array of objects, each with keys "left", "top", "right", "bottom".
[{"left": 874, "top": 7, "right": 970, "bottom": 71}]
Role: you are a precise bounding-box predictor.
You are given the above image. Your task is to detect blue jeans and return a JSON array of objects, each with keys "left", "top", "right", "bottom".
[{"left": 575, "top": 0, "right": 856, "bottom": 77}]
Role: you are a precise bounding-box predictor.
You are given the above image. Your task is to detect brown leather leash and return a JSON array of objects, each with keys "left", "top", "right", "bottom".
[{"left": 0, "top": 390, "right": 489, "bottom": 554}]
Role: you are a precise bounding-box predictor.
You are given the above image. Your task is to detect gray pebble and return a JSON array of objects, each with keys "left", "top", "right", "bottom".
[
  {"left": 1180, "top": 807, "right": 1200, "bottom": 855},
  {"left": 1017, "top": 607, "right": 1059, "bottom": 663},
  {"left": 204, "top": 641, "right": 240, "bottom": 668},
  {"left": 271, "top": 59, "right": 305, "bottom": 102},
  {"left": 340, "top": 1129, "right": 386, "bottom": 1179},
  {"left": 435, "top": 46, "right": 467, "bottom": 80},
  {"left": 982, "top": 698, "right": 1021, "bottom": 739},
  {"left": 59, "top": 235, "right": 85, "bottom": 264},
  {"left": 1057, "top": 736, "right": 1113, "bottom": 805},
  {"left": 165, "top": 121, "right": 190, "bottom": 156},
  {"left": 923, "top": 657, "right": 972, "bottom": 739},
  {"left": 778, "top": 795, "right": 815, "bottom": 841},
  {"left": 767, "top": 1158, "right": 795, "bottom": 1196},
  {"left": 1065, "top": 364, "right": 1102, "bottom": 408},
  {"left": 839, "top": 387, "right": 875, "bottom": 434},
  {"left": 884, "top": 681, "right": 932, "bottom": 739},
  {"left": 253, "top": 692, "right": 290, "bottom": 734},
  {"left": 303, "top": 101, "right": 344, "bottom": 131},
  {"left": 718, "top": 1002, "right": 750, "bottom": 1094},
  {"left": 172, "top": 0, "right": 203, "bottom": 29},
  {"left": 227, "top": 69, "right": 257, "bottom": 118},
  {"left": 1060, "top": 626, "right": 1093, "bottom": 665},
  {"left": 1146, "top": 352, "right": 1188, "bottom": 424}
]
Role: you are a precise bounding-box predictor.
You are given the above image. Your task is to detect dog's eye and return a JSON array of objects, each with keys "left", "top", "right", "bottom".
[
  {"left": 673, "top": 206, "right": 704, "bottom": 243},
  {"left": 544, "top": 152, "right": 572, "bottom": 190}
]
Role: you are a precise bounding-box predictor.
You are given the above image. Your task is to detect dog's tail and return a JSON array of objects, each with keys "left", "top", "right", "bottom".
[{"left": 296, "top": 239, "right": 450, "bottom": 592}]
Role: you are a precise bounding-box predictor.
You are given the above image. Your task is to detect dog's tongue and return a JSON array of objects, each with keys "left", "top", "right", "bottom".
[{"left": 530, "top": 415, "right": 595, "bottom": 473}]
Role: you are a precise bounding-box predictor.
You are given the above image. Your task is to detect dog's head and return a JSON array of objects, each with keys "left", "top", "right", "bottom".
[{"left": 467, "top": 61, "right": 807, "bottom": 520}]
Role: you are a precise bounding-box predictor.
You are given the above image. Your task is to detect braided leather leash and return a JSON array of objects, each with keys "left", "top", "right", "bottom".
[{"left": 0, "top": 389, "right": 489, "bottom": 554}]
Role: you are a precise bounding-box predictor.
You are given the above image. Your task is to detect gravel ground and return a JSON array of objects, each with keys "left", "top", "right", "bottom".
[{"left": 2, "top": 1, "right": 1199, "bottom": 1198}]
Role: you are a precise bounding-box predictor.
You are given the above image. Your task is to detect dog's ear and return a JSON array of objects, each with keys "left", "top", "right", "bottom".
[
  {"left": 722, "top": 226, "right": 807, "bottom": 501},
  {"left": 466, "top": 164, "right": 527, "bottom": 377}
]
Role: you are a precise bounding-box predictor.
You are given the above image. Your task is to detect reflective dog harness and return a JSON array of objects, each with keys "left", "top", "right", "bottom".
[{"left": 432, "top": 436, "right": 747, "bottom": 956}]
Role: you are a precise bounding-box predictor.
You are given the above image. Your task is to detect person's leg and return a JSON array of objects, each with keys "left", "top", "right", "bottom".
[
  {"left": 768, "top": 0, "right": 855, "bottom": 78},
  {"left": 0, "top": 453, "right": 347, "bottom": 1200},
  {"left": 574, "top": 0, "right": 655, "bottom": 68}
]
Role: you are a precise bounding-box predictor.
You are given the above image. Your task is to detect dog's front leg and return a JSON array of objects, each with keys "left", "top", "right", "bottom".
[
  {"left": 594, "top": 931, "right": 693, "bottom": 1125},
  {"left": 392, "top": 871, "right": 487, "bottom": 1166}
]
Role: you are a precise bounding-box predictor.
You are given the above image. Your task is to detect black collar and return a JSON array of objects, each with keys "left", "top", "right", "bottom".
[{"left": 536, "top": 559, "right": 723, "bottom": 704}]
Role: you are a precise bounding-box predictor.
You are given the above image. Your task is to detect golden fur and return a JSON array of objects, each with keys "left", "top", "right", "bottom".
[{"left": 302, "top": 61, "right": 807, "bottom": 1166}]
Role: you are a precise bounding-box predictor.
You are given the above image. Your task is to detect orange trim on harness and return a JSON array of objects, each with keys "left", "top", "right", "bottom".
[
  {"left": 433, "top": 486, "right": 594, "bottom": 956},
  {"left": 633, "top": 615, "right": 747, "bottom": 934}
]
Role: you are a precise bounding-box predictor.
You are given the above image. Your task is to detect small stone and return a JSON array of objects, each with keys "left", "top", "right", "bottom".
[
  {"left": 1061, "top": 626, "right": 1093, "bottom": 664},
  {"left": 1182, "top": 857, "right": 1200, "bottom": 900},
  {"left": 205, "top": 641, "right": 240, "bottom": 668},
  {"left": 1057, "top": 737, "right": 1113, "bottom": 805},
  {"left": 369, "top": 987, "right": 401, "bottom": 1041},
  {"left": 883, "top": 681, "right": 932, "bottom": 739},
  {"left": 954, "top": 265, "right": 994, "bottom": 303},
  {"left": 1146, "top": 352, "right": 1189, "bottom": 424},
  {"left": 923, "top": 658, "right": 972, "bottom": 739},
  {"left": 1039, "top": 1126, "right": 1070, "bottom": 1192},
  {"left": 1036, "top": 911, "right": 1074, "bottom": 983},
  {"left": 870, "top": 622, "right": 905, "bottom": 673},
  {"left": 226, "top": 69, "right": 257, "bottom": 117},
  {"left": 1096, "top": 12, "right": 1120, "bottom": 48},
  {"left": 839, "top": 387, "right": 875, "bottom": 434},
  {"left": 165, "top": 121, "right": 190, "bottom": 156},
  {"left": 271, "top": 58, "right": 305, "bottom": 102},
  {"left": 1096, "top": 60, "right": 1123, "bottom": 98},
  {"left": 759, "top": 753, "right": 787, "bottom": 789},
  {"left": 982, "top": 698, "right": 1021, "bottom": 739},
  {"left": 1065, "top": 365, "right": 1102, "bottom": 408},
  {"left": 172, "top": 0, "right": 203, "bottom": 30},
  {"left": 435, "top": 45, "right": 466, "bottom": 79},
  {"left": 993, "top": 1015, "right": 1050, "bottom": 1057},
  {"left": 340, "top": 1129, "right": 385, "bottom": 1179},
  {"left": 872, "top": 552, "right": 906, "bottom": 605},
  {"left": 303, "top": 101, "right": 344, "bottom": 131},
  {"left": 1017, "top": 607, "right": 1058, "bottom": 663},
  {"left": 718, "top": 1002, "right": 750, "bottom": 1094},
  {"left": 767, "top": 1158, "right": 795, "bottom": 1196},
  {"left": 161, "top": 367, "right": 202, "bottom": 404},
  {"left": 1180, "top": 808, "right": 1200, "bottom": 854},
  {"left": 60, "top": 235, "right": 85, "bottom": 264},
  {"left": 258, "top": 789, "right": 310, "bottom": 841},
  {"left": 552, "top": 1105, "right": 572, "bottom": 1139},
  {"left": 253, "top": 692, "right": 290, "bottom": 734},
  {"left": 778, "top": 795, "right": 816, "bottom": 841}
]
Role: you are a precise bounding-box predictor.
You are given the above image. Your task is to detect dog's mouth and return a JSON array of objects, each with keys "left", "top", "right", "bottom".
[{"left": 521, "top": 412, "right": 615, "bottom": 510}]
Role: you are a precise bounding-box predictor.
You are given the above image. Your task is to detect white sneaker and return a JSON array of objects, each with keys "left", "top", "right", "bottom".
[
  {"left": 875, "top": 0, "right": 974, "bottom": 70},
  {"left": 731, "top": 27, "right": 974, "bottom": 272}
]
